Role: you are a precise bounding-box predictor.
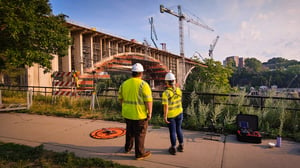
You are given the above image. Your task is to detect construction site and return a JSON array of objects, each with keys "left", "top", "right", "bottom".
[
  {"left": 0, "top": 4, "right": 222, "bottom": 99},
  {"left": 24, "top": 5, "right": 220, "bottom": 97},
  {"left": 47, "top": 20, "right": 200, "bottom": 97}
]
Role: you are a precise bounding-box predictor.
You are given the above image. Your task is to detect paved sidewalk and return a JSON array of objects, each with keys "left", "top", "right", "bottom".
[{"left": 0, "top": 113, "right": 299, "bottom": 168}]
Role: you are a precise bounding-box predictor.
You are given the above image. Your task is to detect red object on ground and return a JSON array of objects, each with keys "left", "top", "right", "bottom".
[
  {"left": 90, "top": 127, "right": 126, "bottom": 139},
  {"left": 236, "top": 114, "right": 262, "bottom": 143}
]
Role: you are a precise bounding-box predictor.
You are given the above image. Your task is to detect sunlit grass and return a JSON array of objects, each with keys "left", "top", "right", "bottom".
[{"left": 0, "top": 142, "right": 136, "bottom": 168}]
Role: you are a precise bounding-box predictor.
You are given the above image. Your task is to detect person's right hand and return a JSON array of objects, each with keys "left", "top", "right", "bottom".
[{"left": 147, "top": 114, "right": 152, "bottom": 121}]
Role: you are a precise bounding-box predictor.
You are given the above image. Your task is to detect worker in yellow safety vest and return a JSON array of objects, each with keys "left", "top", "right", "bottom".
[
  {"left": 73, "top": 71, "right": 80, "bottom": 88},
  {"left": 118, "top": 63, "right": 153, "bottom": 160},
  {"left": 162, "top": 71, "right": 184, "bottom": 155}
]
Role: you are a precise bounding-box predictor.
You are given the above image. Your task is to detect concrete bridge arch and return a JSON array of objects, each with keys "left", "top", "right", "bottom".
[{"left": 90, "top": 52, "right": 170, "bottom": 89}]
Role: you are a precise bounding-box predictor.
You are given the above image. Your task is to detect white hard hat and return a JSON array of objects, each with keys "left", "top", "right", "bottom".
[
  {"left": 165, "top": 72, "right": 176, "bottom": 81},
  {"left": 132, "top": 63, "right": 144, "bottom": 72}
]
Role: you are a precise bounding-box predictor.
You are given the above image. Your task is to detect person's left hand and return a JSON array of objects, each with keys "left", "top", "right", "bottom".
[{"left": 164, "top": 117, "right": 170, "bottom": 124}]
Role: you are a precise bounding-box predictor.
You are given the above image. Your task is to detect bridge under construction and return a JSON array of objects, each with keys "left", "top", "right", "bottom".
[{"left": 26, "top": 21, "right": 206, "bottom": 94}]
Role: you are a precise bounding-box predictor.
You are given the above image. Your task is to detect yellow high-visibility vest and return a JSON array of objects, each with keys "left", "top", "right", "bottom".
[
  {"left": 118, "top": 78, "right": 152, "bottom": 120},
  {"left": 162, "top": 87, "right": 183, "bottom": 118}
]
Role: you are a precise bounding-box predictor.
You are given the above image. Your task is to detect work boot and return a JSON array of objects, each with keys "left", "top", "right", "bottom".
[
  {"left": 177, "top": 144, "right": 184, "bottom": 152},
  {"left": 136, "top": 151, "right": 151, "bottom": 160},
  {"left": 168, "top": 147, "right": 176, "bottom": 155}
]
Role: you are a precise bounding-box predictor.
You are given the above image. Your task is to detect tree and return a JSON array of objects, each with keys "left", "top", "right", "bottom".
[
  {"left": 0, "top": 0, "right": 70, "bottom": 73},
  {"left": 185, "top": 59, "right": 233, "bottom": 93},
  {"left": 263, "top": 57, "right": 300, "bottom": 70},
  {"left": 285, "top": 64, "right": 300, "bottom": 88},
  {"left": 225, "top": 58, "right": 237, "bottom": 72},
  {"left": 286, "top": 64, "right": 300, "bottom": 74},
  {"left": 266, "top": 57, "right": 288, "bottom": 65},
  {"left": 244, "top": 58, "right": 263, "bottom": 73}
]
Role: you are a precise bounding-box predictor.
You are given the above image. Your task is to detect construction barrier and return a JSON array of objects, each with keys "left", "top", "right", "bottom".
[
  {"left": 52, "top": 71, "right": 76, "bottom": 98},
  {"left": 53, "top": 90, "right": 77, "bottom": 96},
  {"left": 52, "top": 71, "right": 111, "bottom": 98},
  {"left": 52, "top": 72, "right": 73, "bottom": 78},
  {"left": 53, "top": 81, "right": 75, "bottom": 87}
]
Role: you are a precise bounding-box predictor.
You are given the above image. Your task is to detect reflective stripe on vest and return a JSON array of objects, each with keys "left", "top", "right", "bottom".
[{"left": 165, "top": 88, "right": 182, "bottom": 112}]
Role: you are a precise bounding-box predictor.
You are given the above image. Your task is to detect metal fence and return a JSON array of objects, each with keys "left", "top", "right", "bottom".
[
  {"left": 192, "top": 92, "right": 300, "bottom": 112},
  {"left": 1, "top": 85, "right": 300, "bottom": 112},
  {"left": 0, "top": 85, "right": 53, "bottom": 96}
]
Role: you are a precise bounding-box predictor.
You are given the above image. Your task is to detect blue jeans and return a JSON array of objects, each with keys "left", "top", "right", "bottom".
[{"left": 167, "top": 113, "right": 184, "bottom": 147}]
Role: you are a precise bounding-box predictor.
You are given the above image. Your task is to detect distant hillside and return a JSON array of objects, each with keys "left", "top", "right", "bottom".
[{"left": 262, "top": 57, "right": 300, "bottom": 70}]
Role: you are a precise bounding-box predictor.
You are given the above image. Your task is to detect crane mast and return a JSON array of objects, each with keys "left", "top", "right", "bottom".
[
  {"left": 160, "top": 5, "right": 185, "bottom": 57},
  {"left": 208, "top": 36, "right": 220, "bottom": 59},
  {"left": 178, "top": 6, "right": 184, "bottom": 58},
  {"left": 149, "top": 17, "right": 158, "bottom": 48},
  {"left": 208, "top": 35, "right": 219, "bottom": 59}
]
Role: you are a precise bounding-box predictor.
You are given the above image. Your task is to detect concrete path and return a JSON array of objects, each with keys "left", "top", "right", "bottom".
[{"left": 0, "top": 113, "right": 299, "bottom": 168}]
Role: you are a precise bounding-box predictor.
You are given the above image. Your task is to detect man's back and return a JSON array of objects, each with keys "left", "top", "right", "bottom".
[{"left": 118, "top": 77, "right": 152, "bottom": 120}]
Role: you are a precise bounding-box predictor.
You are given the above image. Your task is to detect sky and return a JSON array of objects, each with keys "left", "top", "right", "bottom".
[{"left": 49, "top": 0, "right": 300, "bottom": 63}]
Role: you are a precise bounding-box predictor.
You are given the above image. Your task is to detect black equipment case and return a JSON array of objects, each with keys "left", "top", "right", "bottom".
[{"left": 236, "top": 114, "right": 262, "bottom": 143}]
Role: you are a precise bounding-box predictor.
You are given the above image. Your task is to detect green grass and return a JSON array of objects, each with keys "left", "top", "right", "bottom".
[{"left": 0, "top": 142, "right": 136, "bottom": 168}]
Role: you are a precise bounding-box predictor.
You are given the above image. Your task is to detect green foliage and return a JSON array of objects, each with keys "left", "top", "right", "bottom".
[
  {"left": 244, "top": 58, "right": 263, "bottom": 73},
  {"left": 0, "top": 142, "right": 136, "bottom": 168},
  {"left": 278, "top": 102, "right": 287, "bottom": 136},
  {"left": 225, "top": 58, "right": 237, "bottom": 70},
  {"left": 259, "top": 97, "right": 300, "bottom": 138},
  {"left": 0, "top": 0, "right": 71, "bottom": 73},
  {"left": 29, "top": 95, "right": 97, "bottom": 118},
  {"left": 185, "top": 58, "right": 233, "bottom": 93},
  {"left": 231, "top": 57, "right": 300, "bottom": 88},
  {"left": 1, "top": 90, "right": 27, "bottom": 104},
  {"left": 209, "top": 104, "right": 223, "bottom": 129},
  {"left": 197, "top": 100, "right": 210, "bottom": 127},
  {"left": 181, "top": 88, "right": 300, "bottom": 138},
  {"left": 184, "top": 91, "right": 225, "bottom": 131},
  {"left": 108, "top": 73, "right": 130, "bottom": 89},
  {"left": 293, "top": 132, "right": 300, "bottom": 142},
  {"left": 265, "top": 57, "right": 299, "bottom": 70},
  {"left": 184, "top": 91, "right": 202, "bottom": 130}
]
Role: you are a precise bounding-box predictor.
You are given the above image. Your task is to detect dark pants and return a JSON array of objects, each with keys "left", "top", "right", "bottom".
[
  {"left": 125, "top": 118, "right": 148, "bottom": 157},
  {"left": 167, "top": 113, "right": 184, "bottom": 147}
]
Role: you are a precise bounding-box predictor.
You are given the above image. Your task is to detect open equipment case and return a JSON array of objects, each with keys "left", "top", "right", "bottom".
[{"left": 236, "top": 114, "right": 262, "bottom": 143}]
